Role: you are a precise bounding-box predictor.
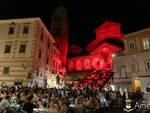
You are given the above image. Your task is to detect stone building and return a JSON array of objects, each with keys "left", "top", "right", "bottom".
[
  {"left": 113, "top": 28, "right": 150, "bottom": 92},
  {"left": 0, "top": 18, "right": 61, "bottom": 88}
]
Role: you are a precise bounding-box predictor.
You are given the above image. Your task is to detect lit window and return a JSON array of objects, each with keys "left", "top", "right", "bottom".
[
  {"left": 76, "top": 60, "right": 82, "bottom": 71},
  {"left": 142, "top": 37, "right": 150, "bottom": 50},
  {"left": 128, "top": 40, "right": 136, "bottom": 50},
  {"left": 19, "top": 44, "right": 26, "bottom": 53},
  {"left": 3, "top": 67, "right": 10, "bottom": 75},
  {"left": 145, "top": 60, "right": 150, "bottom": 70},
  {"left": 8, "top": 26, "right": 15, "bottom": 34},
  {"left": 68, "top": 61, "right": 74, "bottom": 71},
  {"left": 131, "top": 63, "right": 138, "bottom": 72},
  {"left": 83, "top": 59, "right": 91, "bottom": 70},
  {"left": 4, "top": 44, "right": 11, "bottom": 53},
  {"left": 23, "top": 26, "right": 29, "bottom": 33}
]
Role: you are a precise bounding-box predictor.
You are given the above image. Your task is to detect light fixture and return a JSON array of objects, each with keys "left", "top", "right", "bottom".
[{"left": 112, "top": 53, "right": 115, "bottom": 58}]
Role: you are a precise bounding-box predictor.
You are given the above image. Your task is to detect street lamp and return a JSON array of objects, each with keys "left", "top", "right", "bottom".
[{"left": 112, "top": 53, "right": 116, "bottom": 58}]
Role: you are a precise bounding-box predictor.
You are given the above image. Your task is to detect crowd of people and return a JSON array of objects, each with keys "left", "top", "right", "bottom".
[{"left": 0, "top": 84, "right": 149, "bottom": 113}]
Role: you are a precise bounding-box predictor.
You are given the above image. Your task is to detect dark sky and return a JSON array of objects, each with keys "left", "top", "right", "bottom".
[{"left": 0, "top": 0, "right": 150, "bottom": 47}]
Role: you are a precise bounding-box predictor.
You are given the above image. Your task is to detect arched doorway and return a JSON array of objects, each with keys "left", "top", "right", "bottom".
[{"left": 132, "top": 78, "right": 143, "bottom": 92}]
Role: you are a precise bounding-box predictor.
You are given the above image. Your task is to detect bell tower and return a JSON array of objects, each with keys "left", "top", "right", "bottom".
[{"left": 50, "top": 4, "right": 68, "bottom": 68}]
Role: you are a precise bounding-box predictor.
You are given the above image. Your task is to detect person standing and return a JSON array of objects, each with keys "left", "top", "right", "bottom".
[
  {"left": 22, "top": 95, "right": 35, "bottom": 113},
  {"left": 110, "top": 91, "right": 117, "bottom": 108},
  {"left": 121, "top": 92, "right": 126, "bottom": 108},
  {"left": 99, "top": 92, "right": 108, "bottom": 113}
]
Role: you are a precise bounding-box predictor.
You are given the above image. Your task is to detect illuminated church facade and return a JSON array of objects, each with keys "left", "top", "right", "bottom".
[{"left": 50, "top": 4, "right": 124, "bottom": 91}]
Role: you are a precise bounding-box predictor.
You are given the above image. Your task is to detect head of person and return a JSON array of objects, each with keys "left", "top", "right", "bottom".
[
  {"left": 5, "top": 95, "right": 10, "bottom": 100},
  {"left": 27, "top": 95, "right": 34, "bottom": 102}
]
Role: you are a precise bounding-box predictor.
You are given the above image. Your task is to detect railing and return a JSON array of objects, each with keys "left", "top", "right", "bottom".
[{"left": 113, "top": 72, "right": 132, "bottom": 79}]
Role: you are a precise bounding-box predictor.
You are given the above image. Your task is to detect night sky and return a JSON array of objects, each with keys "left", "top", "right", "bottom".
[{"left": 0, "top": 0, "right": 150, "bottom": 47}]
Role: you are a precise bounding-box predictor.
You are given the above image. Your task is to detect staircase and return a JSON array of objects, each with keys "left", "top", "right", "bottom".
[{"left": 74, "top": 69, "right": 113, "bottom": 92}]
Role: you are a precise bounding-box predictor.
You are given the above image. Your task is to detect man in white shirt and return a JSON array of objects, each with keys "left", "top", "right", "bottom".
[{"left": 0, "top": 95, "right": 10, "bottom": 112}]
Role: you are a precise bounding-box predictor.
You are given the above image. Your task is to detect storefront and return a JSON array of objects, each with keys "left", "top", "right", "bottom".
[
  {"left": 132, "top": 76, "right": 150, "bottom": 92},
  {"left": 132, "top": 78, "right": 143, "bottom": 92},
  {"left": 47, "top": 73, "right": 61, "bottom": 88}
]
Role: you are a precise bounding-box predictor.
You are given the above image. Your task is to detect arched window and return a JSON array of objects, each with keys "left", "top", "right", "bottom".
[
  {"left": 92, "top": 57, "right": 100, "bottom": 69},
  {"left": 100, "top": 47, "right": 110, "bottom": 63},
  {"left": 75, "top": 60, "right": 82, "bottom": 71},
  {"left": 68, "top": 61, "right": 74, "bottom": 71},
  {"left": 83, "top": 59, "right": 91, "bottom": 70}
]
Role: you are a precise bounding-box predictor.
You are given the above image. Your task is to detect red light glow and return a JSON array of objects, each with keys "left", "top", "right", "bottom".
[{"left": 67, "top": 20, "right": 124, "bottom": 91}]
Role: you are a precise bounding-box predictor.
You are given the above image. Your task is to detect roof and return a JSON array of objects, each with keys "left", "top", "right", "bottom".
[
  {"left": 69, "top": 20, "right": 124, "bottom": 57},
  {"left": 95, "top": 20, "right": 120, "bottom": 33},
  {"left": 86, "top": 38, "right": 124, "bottom": 53},
  {"left": 86, "top": 39, "right": 100, "bottom": 52},
  {"left": 90, "top": 42, "right": 123, "bottom": 55},
  {"left": 38, "top": 18, "right": 56, "bottom": 43},
  {"left": 0, "top": 17, "right": 41, "bottom": 23},
  {"left": 0, "top": 17, "right": 56, "bottom": 43},
  {"left": 124, "top": 27, "right": 150, "bottom": 37}
]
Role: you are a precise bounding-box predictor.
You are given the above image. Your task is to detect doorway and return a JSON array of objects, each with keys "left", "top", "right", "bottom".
[{"left": 132, "top": 79, "right": 143, "bottom": 92}]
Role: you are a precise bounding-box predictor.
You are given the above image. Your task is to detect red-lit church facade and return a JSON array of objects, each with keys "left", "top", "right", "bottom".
[
  {"left": 66, "top": 20, "right": 124, "bottom": 90},
  {"left": 50, "top": 4, "right": 124, "bottom": 90}
]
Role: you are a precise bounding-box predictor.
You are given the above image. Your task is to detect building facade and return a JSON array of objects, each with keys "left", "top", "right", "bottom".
[
  {"left": 113, "top": 28, "right": 150, "bottom": 92},
  {"left": 66, "top": 20, "right": 124, "bottom": 90},
  {"left": 0, "top": 18, "right": 61, "bottom": 88}
]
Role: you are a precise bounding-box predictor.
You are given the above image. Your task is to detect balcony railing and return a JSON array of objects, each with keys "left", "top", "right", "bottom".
[{"left": 113, "top": 72, "right": 131, "bottom": 79}]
